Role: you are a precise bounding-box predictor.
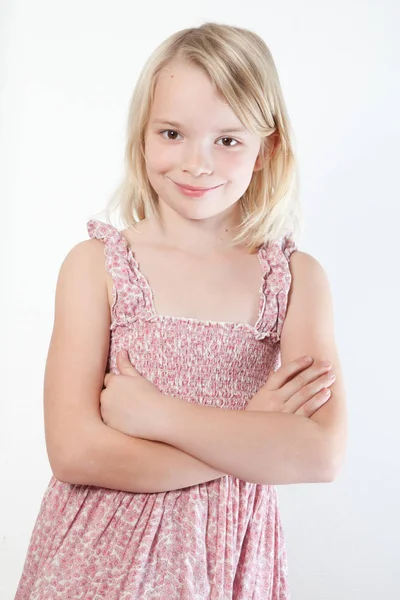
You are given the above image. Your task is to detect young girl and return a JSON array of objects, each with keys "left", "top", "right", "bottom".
[{"left": 15, "top": 22, "right": 347, "bottom": 600}]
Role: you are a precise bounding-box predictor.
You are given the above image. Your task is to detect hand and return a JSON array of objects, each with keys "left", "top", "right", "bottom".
[
  {"left": 100, "top": 350, "right": 172, "bottom": 440},
  {"left": 245, "top": 356, "right": 335, "bottom": 417}
]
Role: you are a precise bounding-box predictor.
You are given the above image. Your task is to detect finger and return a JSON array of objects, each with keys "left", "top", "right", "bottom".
[
  {"left": 284, "top": 366, "right": 334, "bottom": 402},
  {"left": 293, "top": 388, "right": 332, "bottom": 418},
  {"left": 267, "top": 356, "right": 315, "bottom": 390},
  {"left": 283, "top": 376, "right": 335, "bottom": 416},
  {"left": 104, "top": 373, "right": 111, "bottom": 386},
  {"left": 116, "top": 350, "right": 140, "bottom": 376}
]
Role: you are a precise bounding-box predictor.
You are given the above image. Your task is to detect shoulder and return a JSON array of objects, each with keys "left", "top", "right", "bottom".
[
  {"left": 288, "top": 250, "right": 330, "bottom": 294},
  {"left": 60, "top": 238, "right": 108, "bottom": 273},
  {"left": 58, "top": 238, "right": 113, "bottom": 309}
]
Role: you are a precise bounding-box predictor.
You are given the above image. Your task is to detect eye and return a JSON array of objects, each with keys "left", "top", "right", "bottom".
[
  {"left": 216, "top": 137, "right": 239, "bottom": 147},
  {"left": 160, "top": 130, "right": 182, "bottom": 140}
]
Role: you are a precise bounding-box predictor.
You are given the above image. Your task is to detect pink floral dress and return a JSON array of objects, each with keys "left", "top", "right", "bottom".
[{"left": 14, "top": 219, "right": 297, "bottom": 599}]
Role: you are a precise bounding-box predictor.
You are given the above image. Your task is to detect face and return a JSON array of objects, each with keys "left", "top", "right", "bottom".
[{"left": 143, "top": 61, "right": 263, "bottom": 222}]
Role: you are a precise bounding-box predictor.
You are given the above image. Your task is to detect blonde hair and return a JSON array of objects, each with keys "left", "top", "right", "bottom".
[{"left": 100, "top": 22, "right": 302, "bottom": 252}]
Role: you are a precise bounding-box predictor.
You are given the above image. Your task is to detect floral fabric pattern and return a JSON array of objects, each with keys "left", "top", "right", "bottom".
[{"left": 14, "top": 220, "right": 297, "bottom": 599}]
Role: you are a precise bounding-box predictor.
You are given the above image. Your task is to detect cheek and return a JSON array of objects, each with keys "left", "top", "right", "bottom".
[
  {"left": 217, "top": 151, "right": 256, "bottom": 180},
  {"left": 145, "top": 149, "right": 176, "bottom": 195},
  {"left": 145, "top": 141, "right": 177, "bottom": 174}
]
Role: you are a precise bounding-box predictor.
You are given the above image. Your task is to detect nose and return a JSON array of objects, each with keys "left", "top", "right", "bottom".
[{"left": 181, "top": 142, "right": 213, "bottom": 177}]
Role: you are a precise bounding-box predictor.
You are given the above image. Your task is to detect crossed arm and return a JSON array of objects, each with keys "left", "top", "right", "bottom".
[{"left": 55, "top": 250, "right": 346, "bottom": 493}]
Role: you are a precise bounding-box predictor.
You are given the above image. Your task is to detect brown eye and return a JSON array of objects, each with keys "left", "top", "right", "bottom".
[
  {"left": 218, "top": 137, "right": 239, "bottom": 147},
  {"left": 160, "top": 130, "right": 181, "bottom": 140}
]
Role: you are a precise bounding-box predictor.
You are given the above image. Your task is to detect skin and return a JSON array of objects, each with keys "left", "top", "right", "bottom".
[
  {"left": 99, "top": 60, "right": 347, "bottom": 484},
  {"left": 143, "top": 59, "right": 263, "bottom": 228},
  {"left": 43, "top": 60, "right": 346, "bottom": 492}
]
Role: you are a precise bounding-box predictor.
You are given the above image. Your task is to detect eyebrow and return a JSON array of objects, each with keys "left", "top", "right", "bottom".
[{"left": 151, "top": 119, "right": 249, "bottom": 135}]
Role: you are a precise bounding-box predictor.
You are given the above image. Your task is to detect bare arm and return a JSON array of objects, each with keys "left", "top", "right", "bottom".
[
  {"left": 280, "top": 251, "right": 348, "bottom": 473},
  {"left": 45, "top": 239, "right": 227, "bottom": 494},
  {"left": 149, "top": 399, "right": 329, "bottom": 485},
  {"left": 65, "top": 424, "right": 226, "bottom": 493}
]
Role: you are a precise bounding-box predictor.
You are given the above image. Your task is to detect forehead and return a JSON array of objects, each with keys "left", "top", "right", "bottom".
[{"left": 149, "top": 61, "right": 244, "bottom": 130}]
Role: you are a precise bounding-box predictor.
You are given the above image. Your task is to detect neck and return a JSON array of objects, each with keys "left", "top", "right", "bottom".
[{"left": 147, "top": 200, "right": 243, "bottom": 254}]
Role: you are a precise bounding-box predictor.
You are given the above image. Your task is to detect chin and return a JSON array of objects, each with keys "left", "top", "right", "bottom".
[{"left": 168, "top": 199, "right": 232, "bottom": 221}]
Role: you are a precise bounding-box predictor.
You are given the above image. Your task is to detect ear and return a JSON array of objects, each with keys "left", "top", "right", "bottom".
[
  {"left": 253, "top": 137, "right": 269, "bottom": 173},
  {"left": 255, "top": 131, "right": 280, "bottom": 172},
  {"left": 253, "top": 155, "right": 264, "bottom": 172}
]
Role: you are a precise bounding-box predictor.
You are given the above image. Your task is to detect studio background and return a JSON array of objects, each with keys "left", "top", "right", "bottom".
[{"left": 1, "top": 1, "right": 399, "bottom": 598}]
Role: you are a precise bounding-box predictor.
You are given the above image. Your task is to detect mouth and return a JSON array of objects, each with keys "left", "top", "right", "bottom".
[
  {"left": 175, "top": 183, "right": 222, "bottom": 191},
  {"left": 171, "top": 180, "right": 224, "bottom": 198}
]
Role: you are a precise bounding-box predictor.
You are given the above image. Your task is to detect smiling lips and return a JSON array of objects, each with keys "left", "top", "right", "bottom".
[
  {"left": 173, "top": 181, "right": 223, "bottom": 197},
  {"left": 177, "top": 183, "right": 220, "bottom": 191}
]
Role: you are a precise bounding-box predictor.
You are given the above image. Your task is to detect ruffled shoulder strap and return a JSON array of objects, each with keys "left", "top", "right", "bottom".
[
  {"left": 254, "top": 233, "right": 297, "bottom": 342},
  {"left": 87, "top": 219, "right": 152, "bottom": 329}
]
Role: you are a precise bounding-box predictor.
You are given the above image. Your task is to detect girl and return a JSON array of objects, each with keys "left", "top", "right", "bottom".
[{"left": 15, "top": 22, "right": 347, "bottom": 600}]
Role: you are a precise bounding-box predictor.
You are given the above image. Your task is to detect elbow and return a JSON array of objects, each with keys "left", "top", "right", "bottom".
[
  {"left": 314, "top": 422, "right": 347, "bottom": 483},
  {"left": 50, "top": 445, "right": 94, "bottom": 485},
  {"left": 47, "top": 451, "right": 72, "bottom": 483},
  {"left": 318, "top": 461, "right": 342, "bottom": 483},
  {"left": 318, "top": 445, "right": 347, "bottom": 483},
  {"left": 46, "top": 423, "right": 104, "bottom": 485},
  {"left": 51, "top": 460, "right": 79, "bottom": 485}
]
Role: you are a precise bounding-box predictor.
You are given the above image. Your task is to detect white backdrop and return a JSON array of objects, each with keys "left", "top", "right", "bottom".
[{"left": 1, "top": 1, "right": 399, "bottom": 598}]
